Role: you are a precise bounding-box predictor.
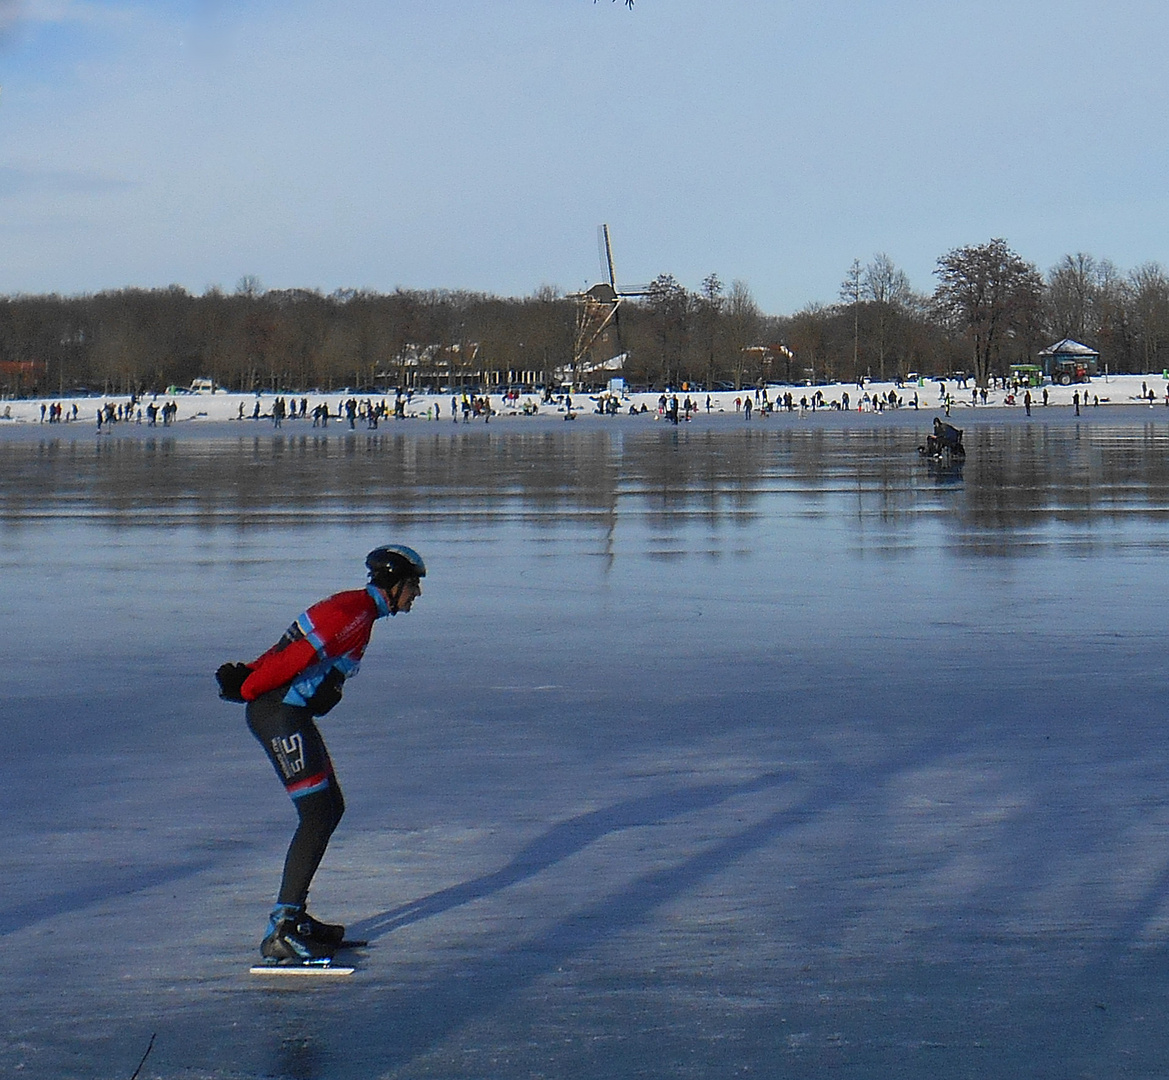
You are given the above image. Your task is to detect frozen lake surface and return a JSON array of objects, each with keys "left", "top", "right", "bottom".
[{"left": 4, "top": 409, "right": 1169, "bottom": 1078}]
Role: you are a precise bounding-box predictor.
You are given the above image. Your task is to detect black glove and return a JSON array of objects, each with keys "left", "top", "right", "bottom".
[
  {"left": 305, "top": 668, "right": 345, "bottom": 716},
  {"left": 216, "top": 662, "right": 250, "bottom": 703}
]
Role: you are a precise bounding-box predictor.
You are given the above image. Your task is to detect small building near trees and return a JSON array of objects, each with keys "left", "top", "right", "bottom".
[{"left": 1039, "top": 339, "right": 1099, "bottom": 384}]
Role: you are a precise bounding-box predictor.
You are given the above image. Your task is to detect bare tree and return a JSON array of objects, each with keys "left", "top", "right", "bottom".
[
  {"left": 1129, "top": 262, "right": 1169, "bottom": 372},
  {"left": 839, "top": 260, "right": 862, "bottom": 384},
  {"left": 1090, "top": 259, "right": 1132, "bottom": 370},
  {"left": 787, "top": 303, "right": 830, "bottom": 386},
  {"left": 862, "top": 253, "right": 911, "bottom": 381},
  {"left": 520, "top": 286, "right": 573, "bottom": 386},
  {"left": 646, "top": 273, "right": 690, "bottom": 389},
  {"left": 318, "top": 318, "right": 359, "bottom": 392},
  {"left": 1046, "top": 253, "right": 1096, "bottom": 341},
  {"left": 726, "top": 280, "right": 761, "bottom": 388},
  {"left": 235, "top": 274, "right": 264, "bottom": 299},
  {"left": 696, "top": 272, "right": 724, "bottom": 390},
  {"left": 934, "top": 239, "right": 1042, "bottom": 386}
]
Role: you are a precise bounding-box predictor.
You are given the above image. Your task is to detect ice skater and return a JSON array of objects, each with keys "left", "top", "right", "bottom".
[{"left": 216, "top": 545, "right": 426, "bottom": 963}]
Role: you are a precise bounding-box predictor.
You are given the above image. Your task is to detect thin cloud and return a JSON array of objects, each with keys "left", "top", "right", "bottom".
[
  {"left": 26, "top": 0, "right": 112, "bottom": 20},
  {"left": 0, "top": 164, "right": 134, "bottom": 197},
  {"left": 12, "top": 0, "right": 132, "bottom": 29},
  {"left": 0, "top": 0, "right": 134, "bottom": 52},
  {"left": 0, "top": 0, "right": 24, "bottom": 44}
]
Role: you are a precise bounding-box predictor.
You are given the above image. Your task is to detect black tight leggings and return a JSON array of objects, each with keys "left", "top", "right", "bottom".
[{"left": 246, "top": 691, "right": 346, "bottom": 907}]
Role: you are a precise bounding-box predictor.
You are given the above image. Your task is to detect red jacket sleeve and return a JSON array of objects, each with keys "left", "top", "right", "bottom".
[{"left": 240, "top": 636, "right": 317, "bottom": 701}]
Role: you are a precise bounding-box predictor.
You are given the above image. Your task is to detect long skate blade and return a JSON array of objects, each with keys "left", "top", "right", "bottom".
[{"left": 249, "top": 961, "right": 354, "bottom": 977}]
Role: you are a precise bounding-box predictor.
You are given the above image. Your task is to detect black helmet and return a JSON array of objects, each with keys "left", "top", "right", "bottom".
[{"left": 366, "top": 545, "right": 426, "bottom": 590}]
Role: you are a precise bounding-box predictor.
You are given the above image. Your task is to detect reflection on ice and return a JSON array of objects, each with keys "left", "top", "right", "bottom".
[{"left": 4, "top": 421, "right": 1169, "bottom": 549}]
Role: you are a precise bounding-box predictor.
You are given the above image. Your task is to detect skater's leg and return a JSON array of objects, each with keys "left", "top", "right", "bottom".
[
  {"left": 260, "top": 779, "right": 346, "bottom": 959},
  {"left": 246, "top": 692, "right": 345, "bottom": 906},
  {"left": 247, "top": 693, "right": 349, "bottom": 958},
  {"left": 278, "top": 781, "right": 345, "bottom": 907}
]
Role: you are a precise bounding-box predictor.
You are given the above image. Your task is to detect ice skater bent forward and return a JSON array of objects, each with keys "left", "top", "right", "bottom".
[{"left": 216, "top": 545, "right": 425, "bottom": 963}]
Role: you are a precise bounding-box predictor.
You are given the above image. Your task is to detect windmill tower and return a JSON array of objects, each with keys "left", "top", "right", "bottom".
[{"left": 568, "top": 225, "right": 648, "bottom": 388}]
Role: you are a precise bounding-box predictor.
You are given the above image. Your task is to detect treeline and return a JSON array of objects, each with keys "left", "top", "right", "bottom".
[
  {"left": 0, "top": 284, "right": 579, "bottom": 397},
  {"left": 808, "top": 244, "right": 1169, "bottom": 387},
  {"left": 640, "top": 244, "right": 1169, "bottom": 386},
  {"left": 3, "top": 242, "right": 1169, "bottom": 396}
]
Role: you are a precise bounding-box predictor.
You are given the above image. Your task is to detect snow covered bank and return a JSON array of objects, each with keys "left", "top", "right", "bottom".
[{"left": 1, "top": 374, "right": 1166, "bottom": 427}]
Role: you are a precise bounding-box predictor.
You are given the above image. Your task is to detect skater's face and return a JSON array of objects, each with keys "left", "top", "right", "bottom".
[{"left": 389, "top": 576, "right": 422, "bottom": 613}]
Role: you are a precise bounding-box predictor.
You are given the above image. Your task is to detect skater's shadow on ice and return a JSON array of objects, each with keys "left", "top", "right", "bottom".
[
  {"left": 0, "top": 859, "right": 216, "bottom": 938},
  {"left": 349, "top": 770, "right": 794, "bottom": 942},
  {"left": 341, "top": 766, "right": 863, "bottom": 1072},
  {"left": 285, "top": 741, "right": 1169, "bottom": 1078}
]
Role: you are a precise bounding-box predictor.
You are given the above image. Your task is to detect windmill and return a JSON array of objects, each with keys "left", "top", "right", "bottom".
[{"left": 568, "top": 225, "right": 649, "bottom": 388}]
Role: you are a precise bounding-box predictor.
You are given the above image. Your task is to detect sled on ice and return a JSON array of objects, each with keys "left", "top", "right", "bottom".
[{"left": 918, "top": 417, "right": 965, "bottom": 459}]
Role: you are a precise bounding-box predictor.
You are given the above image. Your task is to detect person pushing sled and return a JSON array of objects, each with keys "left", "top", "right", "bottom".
[
  {"left": 216, "top": 545, "right": 426, "bottom": 967},
  {"left": 919, "top": 416, "right": 965, "bottom": 459}
]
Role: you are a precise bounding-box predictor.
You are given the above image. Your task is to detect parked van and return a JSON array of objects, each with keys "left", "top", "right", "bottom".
[{"left": 189, "top": 378, "right": 216, "bottom": 393}]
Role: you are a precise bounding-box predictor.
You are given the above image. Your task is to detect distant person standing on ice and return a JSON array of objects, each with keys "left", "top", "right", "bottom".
[{"left": 216, "top": 546, "right": 426, "bottom": 964}]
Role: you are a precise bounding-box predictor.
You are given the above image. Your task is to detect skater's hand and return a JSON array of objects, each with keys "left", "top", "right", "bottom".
[
  {"left": 216, "top": 662, "right": 251, "bottom": 703},
  {"left": 306, "top": 668, "right": 344, "bottom": 716}
]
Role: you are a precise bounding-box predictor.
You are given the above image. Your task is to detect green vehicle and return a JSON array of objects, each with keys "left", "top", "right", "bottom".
[{"left": 1009, "top": 364, "right": 1044, "bottom": 388}]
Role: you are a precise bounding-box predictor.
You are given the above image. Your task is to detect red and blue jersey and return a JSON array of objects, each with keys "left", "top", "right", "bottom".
[{"left": 241, "top": 584, "right": 391, "bottom": 707}]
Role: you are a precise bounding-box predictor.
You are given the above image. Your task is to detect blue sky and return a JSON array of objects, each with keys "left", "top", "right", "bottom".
[{"left": 2, "top": 0, "right": 1167, "bottom": 314}]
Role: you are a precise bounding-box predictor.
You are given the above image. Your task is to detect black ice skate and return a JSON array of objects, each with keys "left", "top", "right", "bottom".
[
  {"left": 301, "top": 912, "right": 368, "bottom": 950},
  {"left": 300, "top": 912, "right": 344, "bottom": 947},
  {"left": 259, "top": 904, "right": 336, "bottom": 963}
]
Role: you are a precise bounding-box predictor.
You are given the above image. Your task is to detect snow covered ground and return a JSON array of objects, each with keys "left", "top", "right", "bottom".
[
  {"left": 2, "top": 411, "right": 1169, "bottom": 1078},
  {"left": 1, "top": 372, "right": 1167, "bottom": 427}
]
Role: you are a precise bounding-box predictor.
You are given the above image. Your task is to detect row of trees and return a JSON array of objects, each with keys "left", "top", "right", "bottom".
[
  {"left": 0, "top": 277, "right": 772, "bottom": 397},
  {"left": 3, "top": 242, "right": 1169, "bottom": 397},
  {"left": 0, "top": 285, "right": 578, "bottom": 397},
  {"left": 822, "top": 241, "right": 1169, "bottom": 387}
]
